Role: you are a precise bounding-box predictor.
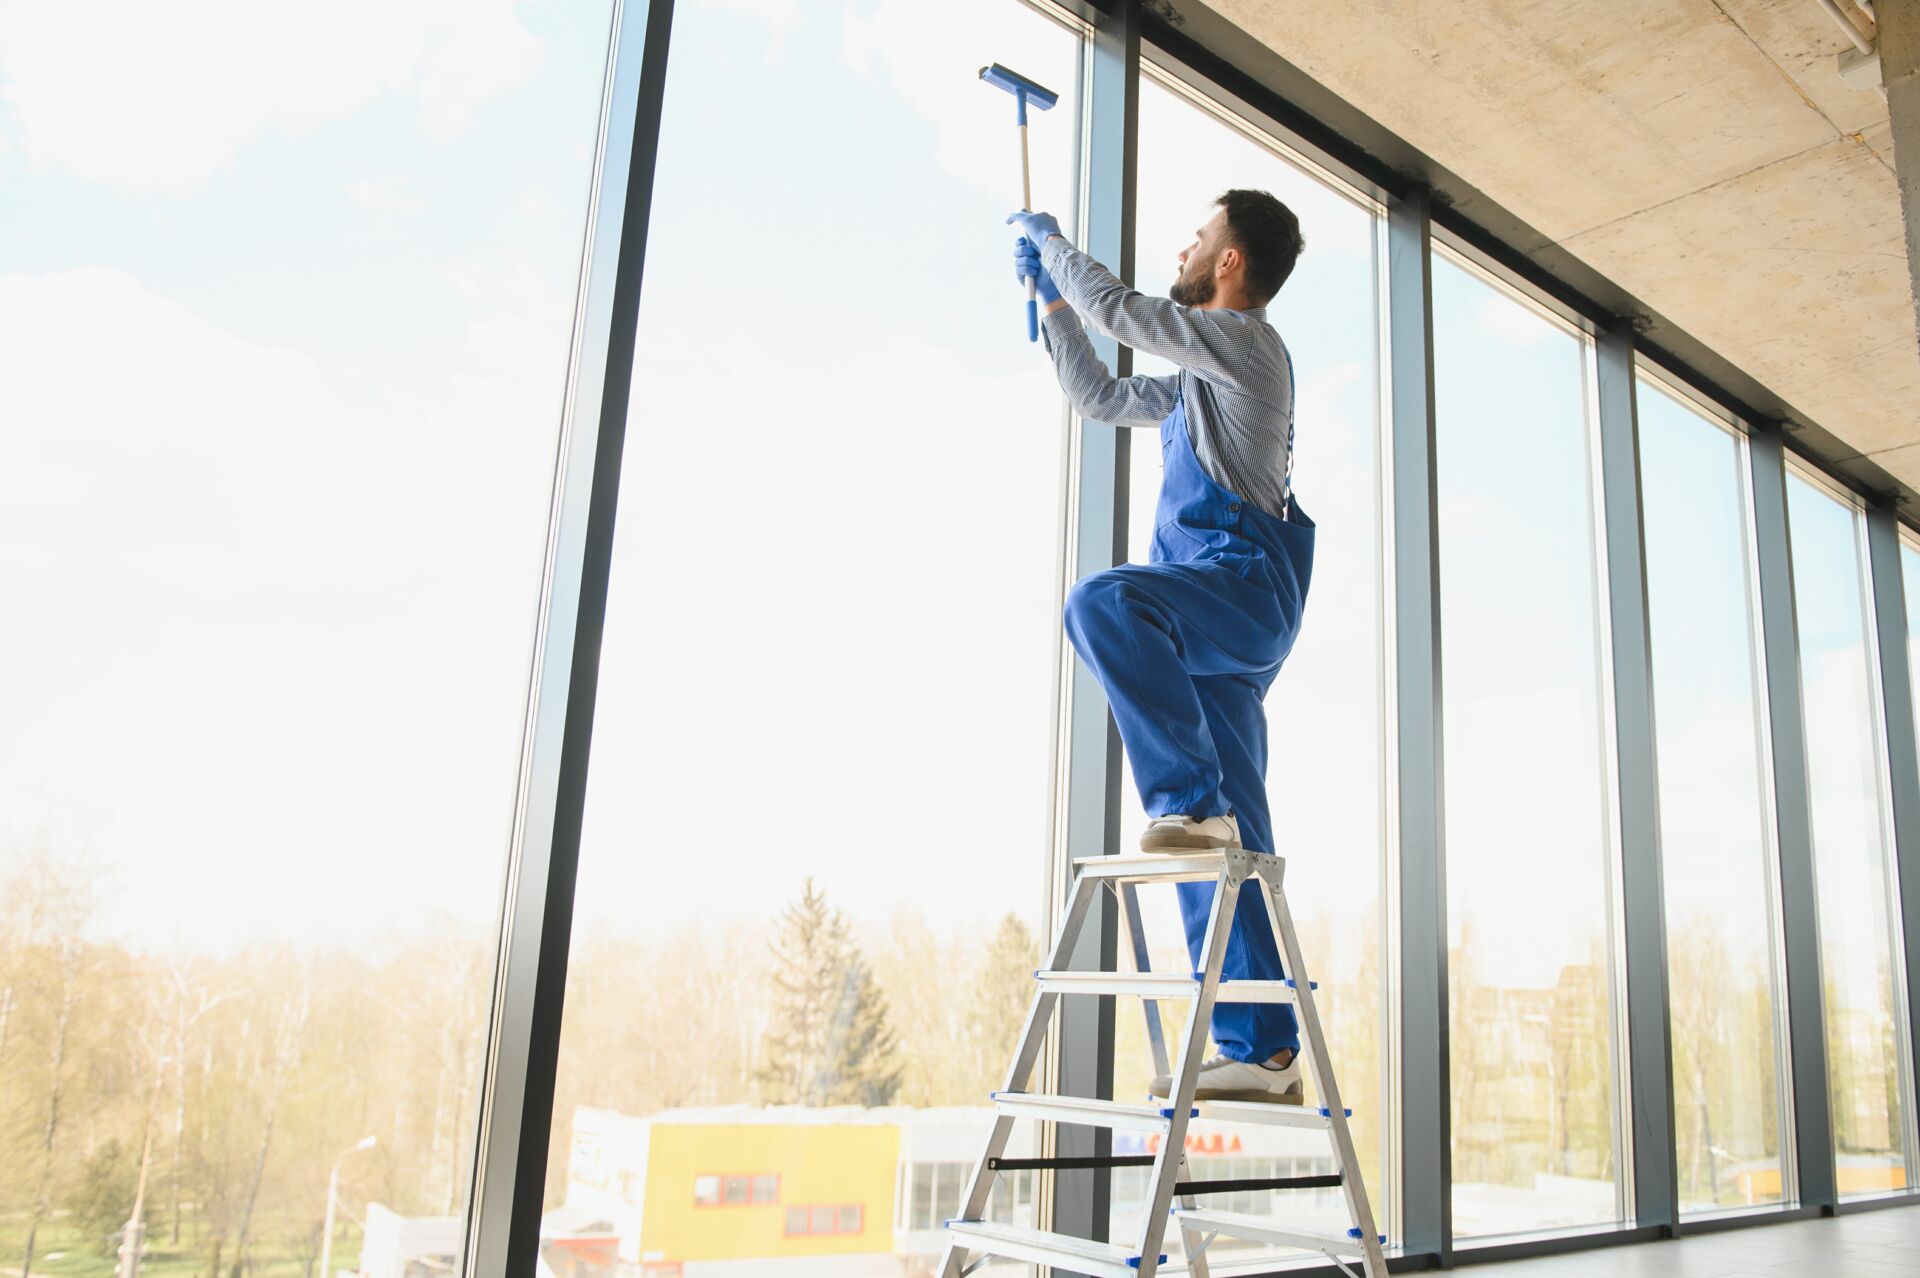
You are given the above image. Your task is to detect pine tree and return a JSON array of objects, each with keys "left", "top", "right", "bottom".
[
  {"left": 824, "top": 948, "right": 902, "bottom": 1107},
  {"left": 758, "top": 879, "right": 902, "bottom": 1107}
]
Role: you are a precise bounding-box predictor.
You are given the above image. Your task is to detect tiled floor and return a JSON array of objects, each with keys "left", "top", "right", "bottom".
[{"left": 1464, "top": 1205, "right": 1920, "bottom": 1277}]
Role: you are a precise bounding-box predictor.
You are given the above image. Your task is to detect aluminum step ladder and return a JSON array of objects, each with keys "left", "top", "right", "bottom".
[{"left": 938, "top": 847, "right": 1387, "bottom": 1278}]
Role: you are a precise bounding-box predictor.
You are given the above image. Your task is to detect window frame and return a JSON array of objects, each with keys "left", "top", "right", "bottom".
[
  {"left": 1427, "top": 236, "right": 1636, "bottom": 1239},
  {"left": 1634, "top": 360, "right": 1801, "bottom": 1217},
  {"left": 1783, "top": 459, "right": 1920, "bottom": 1195}
]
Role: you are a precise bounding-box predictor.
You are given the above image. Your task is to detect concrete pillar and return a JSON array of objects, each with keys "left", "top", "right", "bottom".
[{"left": 1884, "top": 0, "right": 1920, "bottom": 334}]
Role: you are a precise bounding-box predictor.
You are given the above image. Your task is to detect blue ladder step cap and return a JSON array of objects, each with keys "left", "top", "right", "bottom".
[
  {"left": 1125, "top": 1257, "right": 1169, "bottom": 1269},
  {"left": 1315, "top": 1106, "right": 1354, "bottom": 1118},
  {"left": 1158, "top": 1106, "right": 1200, "bottom": 1119},
  {"left": 1347, "top": 1227, "right": 1362, "bottom": 1239},
  {"left": 1282, "top": 978, "right": 1319, "bottom": 989}
]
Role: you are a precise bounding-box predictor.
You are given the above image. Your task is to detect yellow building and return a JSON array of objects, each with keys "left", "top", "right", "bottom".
[
  {"left": 639, "top": 1117, "right": 898, "bottom": 1263},
  {"left": 559, "top": 1104, "right": 1336, "bottom": 1277}
]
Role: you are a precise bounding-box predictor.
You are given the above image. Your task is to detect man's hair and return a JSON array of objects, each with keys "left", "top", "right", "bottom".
[{"left": 1216, "top": 189, "right": 1303, "bottom": 306}]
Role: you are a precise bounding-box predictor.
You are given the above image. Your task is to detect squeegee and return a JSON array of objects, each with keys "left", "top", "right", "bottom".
[{"left": 979, "top": 63, "right": 1059, "bottom": 341}]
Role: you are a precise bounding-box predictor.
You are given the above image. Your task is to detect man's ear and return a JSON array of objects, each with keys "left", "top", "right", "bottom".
[{"left": 1216, "top": 245, "right": 1242, "bottom": 279}]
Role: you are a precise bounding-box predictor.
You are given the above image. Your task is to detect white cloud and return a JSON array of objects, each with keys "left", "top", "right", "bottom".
[
  {"left": 0, "top": 263, "right": 574, "bottom": 952},
  {"left": 698, "top": 0, "right": 804, "bottom": 52},
  {"left": 1444, "top": 681, "right": 1613, "bottom": 990},
  {"left": 346, "top": 175, "right": 427, "bottom": 214},
  {"left": 1475, "top": 288, "right": 1560, "bottom": 348},
  {"left": 570, "top": 319, "right": 1069, "bottom": 934},
  {"left": 0, "top": 0, "right": 543, "bottom": 195},
  {"left": 840, "top": 0, "right": 1079, "bottom": 209},
  {"left": 1800, "top": 645, "right": 1903, "bottom": 997}
]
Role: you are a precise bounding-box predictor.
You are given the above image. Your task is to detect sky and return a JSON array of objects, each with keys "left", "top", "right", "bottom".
[
  {"left": 1639, "top": 383, "right": 1780, "bottom": 967},
  {"left": 1787, "top": 473, "right": 1906, "bottom": 1016},
  {"left": 2, "top": 0, "right": 616, "bottom": 950},
  {"left": 0, "top": 0, "right": 1093, "bottom": 953},
  {"left": 0, "top": 0, "right": 1909, "bottom": 1137}
]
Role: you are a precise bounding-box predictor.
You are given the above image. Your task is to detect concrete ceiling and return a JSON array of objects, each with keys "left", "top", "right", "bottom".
[{"left": 1201, "top": 0, "right": 1918, "bottom": 491}]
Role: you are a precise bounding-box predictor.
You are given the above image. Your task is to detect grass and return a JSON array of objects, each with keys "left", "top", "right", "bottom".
[{"left": 0, "top": 1215, "right": 363, "bottom": 1278}]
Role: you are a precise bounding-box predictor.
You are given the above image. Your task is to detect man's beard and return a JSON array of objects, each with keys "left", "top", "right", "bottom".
[{"left": 1169, "top": 251, "right": 1217, "bottom": 306}]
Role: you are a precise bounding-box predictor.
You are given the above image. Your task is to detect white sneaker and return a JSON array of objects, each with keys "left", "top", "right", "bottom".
[
  {"left": 1140, "top": 811, "right": 1241, "bottom": 853},
  {"left": 1149, "top": 1051, "right": 1304, "bottom": 1104}
]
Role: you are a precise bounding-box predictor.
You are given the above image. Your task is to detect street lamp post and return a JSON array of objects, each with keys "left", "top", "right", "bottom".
[{"left": 318, "top": 1136, "right": 377, "bottom": 1278}]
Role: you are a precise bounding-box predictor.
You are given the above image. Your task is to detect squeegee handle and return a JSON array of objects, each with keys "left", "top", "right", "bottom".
[{"left": 1020, "top": 98, "right": 1037, "bottom": 341}]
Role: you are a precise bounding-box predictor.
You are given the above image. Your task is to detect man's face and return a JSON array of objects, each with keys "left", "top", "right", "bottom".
[{"left": 1170, "top": 207, "right": 1232, "bottom": 307}]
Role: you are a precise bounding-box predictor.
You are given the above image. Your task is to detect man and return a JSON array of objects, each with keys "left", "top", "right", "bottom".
[{"left": 1007, "top": 191, "right": 1311, "bottom": 1105}]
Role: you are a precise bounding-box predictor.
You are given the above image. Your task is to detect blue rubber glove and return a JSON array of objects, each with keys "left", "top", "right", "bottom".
[
  {"left": 1006, "top": 209, "right": 1063, "bottom": 246},
  {"left": 1014, "top": 236, "right": 1061, "bottom": 305}
]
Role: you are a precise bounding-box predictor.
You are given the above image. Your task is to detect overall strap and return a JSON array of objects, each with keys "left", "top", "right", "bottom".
[{"left": 1280, "top": 343, "right": 1296, "bottom": 522}]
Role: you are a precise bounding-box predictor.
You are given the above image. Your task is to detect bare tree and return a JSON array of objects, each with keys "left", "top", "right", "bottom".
[
  {"left": 1669, "top": 923, "right": 1729, "bottom": 1203},
  {"left": 288, "top": 1216, "right": 323, "bottom": 1278},
  {"left": 22, "top": 931, "right": 83, "bottom": 1278},
  {"left": 164, "top": 956, "right": 235, "bottom": 1244},
  {"left": 112, "top": 1011, "right": 170, "bottom": 1278},
  {"left": 963, "top": 914, "right": 1039, "bottom": 1099},
  {"left": 230, "top": 970, "right": 312, "bottom": 1277},
  {"left": 14, "top": 842, "right": 95, "bottom": 1278}
]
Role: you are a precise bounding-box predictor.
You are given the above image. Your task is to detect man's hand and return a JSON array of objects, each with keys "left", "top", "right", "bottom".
[
  {"left": 1015, "top": 236, "right": 1062, "bottom": 306},
  {"left": 1006, "top": 209, "right": 1063, "bottom": 245}
]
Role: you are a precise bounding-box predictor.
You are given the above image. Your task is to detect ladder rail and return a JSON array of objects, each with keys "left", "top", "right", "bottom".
[
  {"left": 1256, "top": 868, "right": 1387, "bottom": 1278},
  {"left": 938, "top": 870, "right": 1102, "bottom": 1278},
  {"left": 1121, "top": 879, "right": 1210, "bottom": 1278},
  {"left": 1006, "top": 868, "right": 1103, "bottom": 1092},
  {"left": 1132, "top": 869, "right": 1238, "bottom": 1276},
  {"left": 1118, "top": 880, "right": 1172, "bottom": 1078}
]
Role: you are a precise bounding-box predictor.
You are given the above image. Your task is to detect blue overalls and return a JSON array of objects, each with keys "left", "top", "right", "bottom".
[{"left": 1062, "top": 395, "right": 1314, "bottom": 1063}]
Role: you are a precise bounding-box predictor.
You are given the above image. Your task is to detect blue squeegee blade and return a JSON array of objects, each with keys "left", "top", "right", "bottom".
[{"left": 978, "top": 63, "right": 1059, "bottom": 111}]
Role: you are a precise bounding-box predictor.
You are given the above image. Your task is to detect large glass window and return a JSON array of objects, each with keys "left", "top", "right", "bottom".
[
  {"left": 1433, "top": 252, "right": 1626, "bottom": 1237},
  {"left": 1638, "top": 376, "right": 1792, "bottom": 1212},
  {"left": 1905, "top": 537, "right": 1920, "bottom": 781},
  {"left": 1786, "top": 471, "right": 1914, "bottom": 1196},
  {"left": 0, "top": 7, "right": 614, "bottom": 1276},
  {"left": 544, "top": 3, "right": 1082, "bottom": 1272},
  {"left": 1111, "top": 65, "right": 1389, "bottom": 1259}
]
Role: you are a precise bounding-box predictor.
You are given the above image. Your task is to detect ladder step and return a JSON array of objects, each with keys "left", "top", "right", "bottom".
[
  {"left": 945, "top": 1220, "right": 1163, "bottom": 1278},
  {"left": 993, "top": 1091, "right": 1192, "bottom": 1133},
  {"left": 1170, "top": 1208, "right": 1381, "bottom": 1256},
  {"left": 1035, "top": 971, "right": 1299, "bottom": 1003},
  {"left": 1196, "top": 1099, "right": 1349, "bottom": 1130},
  {"left": 992, "top": 1155, "right": 1153, "bottom": 1172},
  {"left": 1074, "top": 848, "right": 1283, "bottom": 883},
  {"left": 1177, "top": 1172, "right": 1342, "bottom": 1194}
]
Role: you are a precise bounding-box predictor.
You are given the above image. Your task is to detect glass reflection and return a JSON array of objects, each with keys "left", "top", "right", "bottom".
[
  {"left": 1433, "top": 255, "right": 1625, "bottom": 1237},
  {"left": 1786, "top": 473, "right": 1912, "bottom": 1197},
  {"left": 1638, "top": 378, "right": 1790, "bottom": 1211}
]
